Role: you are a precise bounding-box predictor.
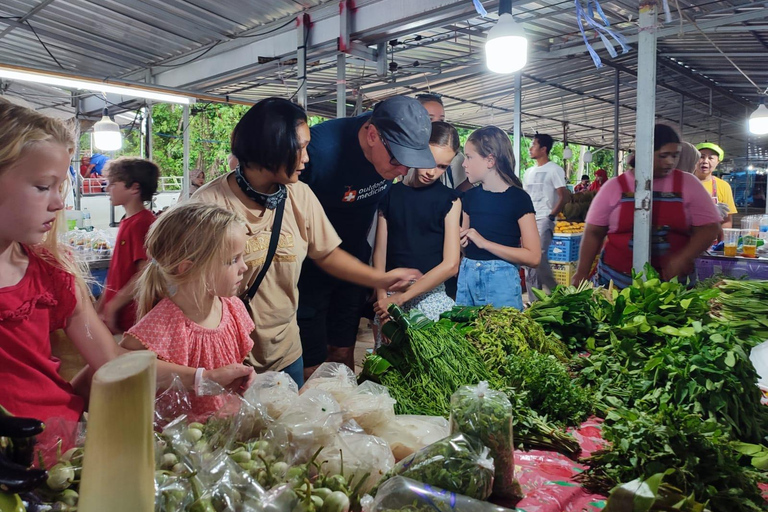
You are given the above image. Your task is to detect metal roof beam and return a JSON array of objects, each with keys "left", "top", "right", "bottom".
[
  {"left": 0, "top": 0, "right": 55, "bottom": 41},
  {"left": 150, "top": 0, "right": 479, "bottom": 90},
  {"left": 542, "top": 2, "right": 768, "bottom": 59}
]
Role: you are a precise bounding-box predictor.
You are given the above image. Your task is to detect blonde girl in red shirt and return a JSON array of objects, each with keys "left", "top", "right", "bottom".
[{"left": 0, "top": 100, "right": 120, "bottom": 422}]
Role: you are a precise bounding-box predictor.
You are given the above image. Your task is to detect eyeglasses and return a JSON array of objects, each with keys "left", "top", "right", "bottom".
[{"left": 379, "top": 135, "right": 403, "bottom": 167}]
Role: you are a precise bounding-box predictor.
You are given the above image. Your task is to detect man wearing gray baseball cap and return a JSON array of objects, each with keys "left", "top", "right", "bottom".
[{"left": 298, "top": 95, "right": 434, "bottom": 378}]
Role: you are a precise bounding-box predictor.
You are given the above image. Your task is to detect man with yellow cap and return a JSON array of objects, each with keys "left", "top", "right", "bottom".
[{"left": 695, "top": 142, "right": 737, "bottom": 229}]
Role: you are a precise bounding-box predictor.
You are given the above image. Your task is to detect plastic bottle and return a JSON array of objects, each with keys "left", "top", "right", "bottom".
[{"left": 83, "top": 208, "right": 92, "bottom": 231}]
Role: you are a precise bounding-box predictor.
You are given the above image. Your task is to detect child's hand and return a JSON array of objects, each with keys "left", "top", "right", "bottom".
[
  {"left": 374, "top": 293, "right": 403, "bottom": 321},
  {"left": 460, "top": 228, "right": 486, "bottom": 249},
  {"left": 204, "top": 364, "right": 254, "bottom": 393}
]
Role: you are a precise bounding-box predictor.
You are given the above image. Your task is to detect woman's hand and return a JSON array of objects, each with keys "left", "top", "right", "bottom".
[
  {"left": 373, "top": 293, "right": 404, "bottom": 321},
  {"left": 662, "top": 253, "right": 694, "bottom": 282},
  {"left": 460, "top": 228, "right": 486, "bottom": 249},
  {"left": 571, "top": 270, "right": 590, "bottom": 286},
  {"left": 204, "top": 364, "right": 255, "bottom": 394}
]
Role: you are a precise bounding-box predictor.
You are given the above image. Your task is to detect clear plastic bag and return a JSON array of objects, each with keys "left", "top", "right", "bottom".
[
  {"left": 275, "top": 389, "right": 344, "bottom": 463},
  {"left": 367, "top": 476, "right": 515, "bottom": 512},
  {"left": 243, "top": 371, "right": 300, "bottom": 421},
  {"left": 300, "top": 362, "right": 359, "bottom": 404},
  {"left": 370, "top": 415, "right": 450, "bottom": 461},
  {"left": 317, "top": 430, "right": 395, "bottom": 495},
  {"left": 449, "top": 381, "right": 522, "bottom": 500},
  {"left": 341, "top": 380, "right": 397, "bottom": 433},
  {"left": 377, "top": 433, "right": 495, "bottom": 501}
]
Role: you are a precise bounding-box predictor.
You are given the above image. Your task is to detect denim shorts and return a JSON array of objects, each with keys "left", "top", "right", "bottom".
[{"left": 456, "top": 258, "right": 523, "bottom": 310}]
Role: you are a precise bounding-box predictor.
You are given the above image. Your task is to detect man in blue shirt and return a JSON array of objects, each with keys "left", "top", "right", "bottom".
[
  {"left": 85, "top": 153, "right": 110, "bottom": 177},
  {"left": 298, "top": 96, "right": 434, "bottom": 378}
]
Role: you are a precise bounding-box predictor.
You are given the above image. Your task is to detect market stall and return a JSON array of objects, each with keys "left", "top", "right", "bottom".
[{"left": 3, "top": 271, "right": 768, "bottom": 512}]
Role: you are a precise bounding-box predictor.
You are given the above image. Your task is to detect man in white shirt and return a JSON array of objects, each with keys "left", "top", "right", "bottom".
[{"left": 523, "top": 133, "right": 570, "bottom": 301}]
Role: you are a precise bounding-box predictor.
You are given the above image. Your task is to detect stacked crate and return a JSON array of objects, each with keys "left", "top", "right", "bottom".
[{"left": 548, "top": 233, "right": 582, "bottom": 286}]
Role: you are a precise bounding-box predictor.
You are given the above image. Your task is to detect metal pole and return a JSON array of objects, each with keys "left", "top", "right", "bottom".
[
  {"left": 632, "top": 0, "right": 658, "bottom": 275},
  {"left": 74, "top": 101, "right": 82, "bottom": 211},
  {"left": 182, "top": 104, "right": 190, "bottom": 201},
  {"left": 337, "top": 53, "right": 346, "bottom": 118},
  {"left": 296, "top": 14, "right": 309, "bottom": 109},
  {"left": 613, "top": 67, "right": 620, "bottom": 177},
  {"left": 678, "top": 93, "right": 684, "bottom": 137},
  {"left": 513, "top": 72, "right": 522, "bottom": 178}
]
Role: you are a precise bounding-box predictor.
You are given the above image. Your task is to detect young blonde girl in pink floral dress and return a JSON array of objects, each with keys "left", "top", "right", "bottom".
[{"left": 122, "top": 202, "right": 255, "bottom": 418}]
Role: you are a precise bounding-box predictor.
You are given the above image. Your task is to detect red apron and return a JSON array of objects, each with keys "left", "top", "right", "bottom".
[{"left": 599, "top": 170, "right": 690, "bottom": 286}]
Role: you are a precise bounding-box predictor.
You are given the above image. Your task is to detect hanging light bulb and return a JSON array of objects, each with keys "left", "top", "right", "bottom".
[
  {"left": 583, "top": 150, "right": 593, "bottom": 163},
  {"left": 485, "top": 0, "right": 528, "bottom": 74},
  {"left": 93, "top": 107, "right": 122, "bottom": 151},
  {"left": 749, "top": 98, "right": 768, "bottom": 136},
  {"left": 563, "top": 147, "right": 573, "bottom": 159}
]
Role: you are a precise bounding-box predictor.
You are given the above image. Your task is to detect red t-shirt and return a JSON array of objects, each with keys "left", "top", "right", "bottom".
[
  {"left": 0, "top": 246, "right": 81, "bottom": 422},
  {"left": 102, "top": 208, "right": 155, "bottom": 332}
]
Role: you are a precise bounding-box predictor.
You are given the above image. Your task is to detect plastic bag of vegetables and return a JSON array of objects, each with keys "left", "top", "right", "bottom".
[
  {"left": 365, "top": 476, "right": 515, "bottom": 512},
  {"left": 376, "top": 433, "right": 494, "bottom": 501},
  {"left": 370, "top": 415, "right": 450, "bottom": 461},
  {"left": 449, "top": 381, "right": 522, "bottom": 500},
  {"left": 275, "top": 389, "right": 344, "bottom": 463},
  {"left": 301, "top": 362, "right": 358, "bottom": 404},
  {"left": 341, "top": 381, "right": 397, "bottom": 432},
  {"left": 318, "top": 430, "right": 395, "bottom": 494},
  {"left": 244, "top": 371, "right": 300, "bottom": 421}
]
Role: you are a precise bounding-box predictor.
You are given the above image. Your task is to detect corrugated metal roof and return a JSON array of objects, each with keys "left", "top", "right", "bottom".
[{"left": 1, "top": 0, "right": 766, "bottom": 163}]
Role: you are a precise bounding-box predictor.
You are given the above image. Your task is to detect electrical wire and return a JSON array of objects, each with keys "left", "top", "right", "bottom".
[
  {"left": 22, "top": 19, "right": 65, "bottom": 69},
  {"left": 150, "top": 18, "right": 296, "bottom": 69}
]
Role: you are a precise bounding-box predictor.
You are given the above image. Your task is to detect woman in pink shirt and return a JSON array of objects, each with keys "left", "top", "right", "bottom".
[{"left": 572, "top": 125, "right": 721, "bottom": 288}]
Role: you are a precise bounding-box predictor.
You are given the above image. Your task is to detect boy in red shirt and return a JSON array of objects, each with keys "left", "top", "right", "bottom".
[{"left": 97, "top": 157, "right": 159, "bottom": 334}]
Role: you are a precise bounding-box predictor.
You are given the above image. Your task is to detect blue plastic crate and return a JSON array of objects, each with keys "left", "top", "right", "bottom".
[{"left": 548, "top": 235, "right": 581, "bottom": 262}]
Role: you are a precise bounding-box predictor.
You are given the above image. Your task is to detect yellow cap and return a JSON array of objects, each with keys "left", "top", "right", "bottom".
[{"left": 695, "top": 142, "right": 724, "bottom": 160}]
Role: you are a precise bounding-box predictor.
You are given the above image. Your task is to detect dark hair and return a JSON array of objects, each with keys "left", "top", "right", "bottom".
[
  {"left": 429, "top": 121, "right": 460, "bottom": 153},
  {"left": 105, "top": 157, "right": 160, "bottom": 202},
  {"left": 654, "top": 124, "right": 681, "bottom": 151},
  {"left": 466, "top": 126, "right": 522, "bottom": 188},
  {"left": 231, "top": 97, "right": 308, "bottom": 176},
  {"left": 416, "top": 93, "right": 443, "bottom": 106},
  {"left": 533, "top": 133, "right": 554, "bottom": 155},
  {"left": 581, "top": 174, "right": 590, "bottom": 181}
]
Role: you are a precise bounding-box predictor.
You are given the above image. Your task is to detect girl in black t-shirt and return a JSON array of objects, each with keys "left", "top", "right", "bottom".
[
  {"left": 457, "top": 126, "right": 541, "bottom": 310},
  {"left": 372, "top": 122, "right": 462, "bottom": 348}
]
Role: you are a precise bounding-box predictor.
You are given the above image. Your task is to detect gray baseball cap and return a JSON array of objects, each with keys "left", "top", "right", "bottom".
[{"left": 371, "top": 96, "right": 436, "bottom": 169}]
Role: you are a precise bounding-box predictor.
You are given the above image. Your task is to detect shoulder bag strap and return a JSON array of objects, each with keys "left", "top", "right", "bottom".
[{"left": 242, "top": 198, "right": 286, "bottom": 303}]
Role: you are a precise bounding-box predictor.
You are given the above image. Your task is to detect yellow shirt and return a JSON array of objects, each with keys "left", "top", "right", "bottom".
[
  {"left": 699, "top": 176, "right": 737, "bottom": 214},
  {"left": 192, "top": 174, "right": 341, "bottom": 372}
]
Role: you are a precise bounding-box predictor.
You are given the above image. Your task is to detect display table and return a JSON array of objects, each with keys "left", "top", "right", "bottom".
[{"left": 695, "top": 252, "right": 768, "bottom": 280}]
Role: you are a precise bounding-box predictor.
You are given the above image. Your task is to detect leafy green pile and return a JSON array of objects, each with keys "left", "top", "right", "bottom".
[
  {"left": 579, "top": 406, "right": 767, "bottom": 512},
  {"left": 712, "top": 279, "right": 768, "bottom": 341},
  {"left": 506, "top": 352, "right": 593, "bottom": 427}
]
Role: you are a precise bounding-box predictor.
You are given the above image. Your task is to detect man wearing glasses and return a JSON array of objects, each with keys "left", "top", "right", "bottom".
[{"left": 298, "top": 95, "right": 435, "bottom": 379}]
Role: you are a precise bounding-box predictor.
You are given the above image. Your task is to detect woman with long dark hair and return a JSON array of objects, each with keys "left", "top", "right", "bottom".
[{"left": 456, "top": 126, "right": 540, "bottom": 310}]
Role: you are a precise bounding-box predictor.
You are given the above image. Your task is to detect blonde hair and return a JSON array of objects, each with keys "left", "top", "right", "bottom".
[
  {"left": 136, "top": 202, "right": 246, "bottom": 319},
  {"left": 0, "top": 99, "right": 85, "bottom": 287}
]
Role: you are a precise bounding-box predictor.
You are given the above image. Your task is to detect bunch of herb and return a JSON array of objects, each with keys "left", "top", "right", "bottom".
[
  {"left": 712, "top": 279, "right": 768, "bottom": 341},
  {"left": 449, "top": 382, "right": 521, "bottom": 500},
  {"left": 506, "top": 352, "right": 593, "bottom": 427},
  {"left": 525, "top": 281, "right": 611, "bottom": 352},
  {"left": 580, "top": 406, "right": 767, "bottom": 512},
  {"left": 467, "top": 307, "right": 571, "bottom": 368},
  {"left": 376, "top": 433, "right": 495, "bottom": 501}
]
